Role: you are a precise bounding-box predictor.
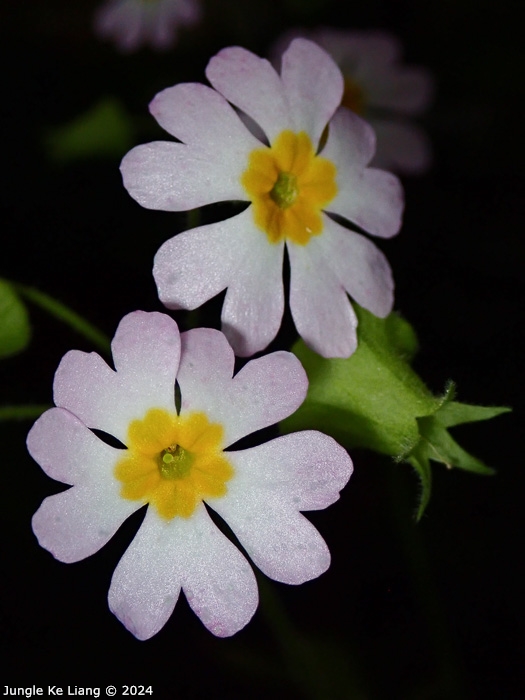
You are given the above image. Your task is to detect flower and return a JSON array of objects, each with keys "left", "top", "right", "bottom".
[
  {"left": 121, "top": 39, "right": 404, "bottom": 358},
  {"left": 28, "top": 311, "right": 352, "bottom": 640},
  {"left": 94, "top": 0, "right": 201, "bottom": 53},
  {"left": 273, "top": 29, "right": 434, "bottom": 174}
]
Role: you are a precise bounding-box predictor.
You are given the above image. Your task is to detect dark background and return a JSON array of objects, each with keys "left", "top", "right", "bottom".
[{"left": 1, "top": 0, "right": 523, "bottom": 697}]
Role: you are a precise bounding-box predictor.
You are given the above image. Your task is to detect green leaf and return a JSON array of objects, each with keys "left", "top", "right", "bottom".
[
  {"left": 0, "top": 278, "right": 31, "bottom": 359},
  {"left": 281, "top": 305, "right": 439, "bottom": 457},
  {"left": 44, "top": 98, "right": 135, "bottom": 163}
]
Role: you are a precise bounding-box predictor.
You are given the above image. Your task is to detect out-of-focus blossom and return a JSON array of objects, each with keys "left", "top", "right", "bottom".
[
  {"left": 273, "top": 29, "right": 435, "bottom": 174},
  {"left": 94, "top": 0, "right": 201, "bottom": 53},
  {"left": 121, "top": 40, "right": 404, "bottom": 359},
  {"left": 28, "top": 311, "right": 352, "bottom": 639}
]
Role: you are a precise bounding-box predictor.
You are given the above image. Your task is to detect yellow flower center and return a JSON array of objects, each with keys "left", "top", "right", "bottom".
[
  {"left": 115, "top": 408, "right": 233, "bottom": 520},
  {"left": 342, "top": 77, "right": 366, "bottom": 115},
  {"left": 241, "top": 130, "right": 337, "bottom": 246}
]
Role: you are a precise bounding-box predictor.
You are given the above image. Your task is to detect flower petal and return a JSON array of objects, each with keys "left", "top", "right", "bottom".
[
  {"left": 210, "top": 475, "right": 331, "bottom": 585},
  {"left": 54, "top": 311, "right": 180, "bottom": 443},
  {"left": 178, "top": 328, "right": 235, "bottom": 411},
  {"left": 302, "top": 30, "right": 433, "bottom": 114},
  {"left": 150, "top": 6, "right": 175, "bottom": 50},
  {"left": 327, "top": 164, "right": 404, "bottom": 239},
  {"left": 288, "top": 239, "right": 358, "bottom": 358},
  {"left": 29, "top": 408, "right": 138, "bottom": 563},
  {"left": 340, "top": 31, "right": 402, "bottom": 73},
  {"left": 206, "top": 46, "right": 292, "bottom": 143},
  {"left": 177, "top": 329, "right": 308, "bottom": 447},
  {"left": 280, "top": 38, "right": 343, "bottom": 145},
  {"left": 94, "top": 0, "right": 144, "bottom": 53},
  {"left": 27, "top": 407, "right": 122, "bottom": 485},
  {"left": 313, "top": 215, "right": 394, "bottom": 318},
  {"left": 32, "top": 484, "right": 140, "bottom": 564},
  {"left": 153, "top": 211, "right": 246, "bottom": 311},
  {"left": 218, "top": 431, "right": 352, "bottom": 511},
  {"left": 154, "top": 207, "right": 285, "bottom": 356},
  {"left": 371, "top": 119, "right": 433, "bottom": 174},
  {"left": 333, "top": 29, "right": 405, "bottom": 70},
  {"left": 225, "top": 351, "right": 308, "bottom": 441},
  {"left": 95, "top": 0, "right": 201, "bottom": 53},
  {"left": 149, "top": 82, "right": 260, "bottom": 160},
  {"left": 322, "top": 106, "right": 376, "bottom": 170},
  {"left": 149, "top": 0, "right": 200, "bottom": 49},
  {"left": 111, "top": 310, "right": 180, "bottom": 380},
  {"left": 220, "top": 223, "right": 285, "bottom": 357},
  {"left": 120, "top": 141, "right": 247, "bottom": 211},
  {"left": 108, "top": 505, "right": 258, "bottom": 640}
]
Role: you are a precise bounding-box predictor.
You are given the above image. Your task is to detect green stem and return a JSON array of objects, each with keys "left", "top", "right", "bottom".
[
  {"left": 258, "top": 575, "right": 367, "bottom": 699},
  {"left": 0, "top": 404, "right": 50, "bottom": 421},
  {"left": 13, "top": 283, "right": 111, "bottom": 355},
  {"left": 387, "top": 467, "right": 468, "bottom": 699}
]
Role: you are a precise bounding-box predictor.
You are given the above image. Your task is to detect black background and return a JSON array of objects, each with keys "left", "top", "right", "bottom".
[{"left": 1, "top": 0, "right": 523, "bottom": 697}]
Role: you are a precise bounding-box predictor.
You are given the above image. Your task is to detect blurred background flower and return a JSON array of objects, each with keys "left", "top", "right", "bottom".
[{"left": 94, "top": 0, "right": 202, "bottom": 52}]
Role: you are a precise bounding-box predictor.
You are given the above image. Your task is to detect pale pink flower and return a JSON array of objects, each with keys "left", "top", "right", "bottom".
[
  {"left": 28, "top": 311, "right": 352, "bottom": 640},
  {"left": 121, "top": 40, "right": 404, "bottom": 358},
  {"left": 94, "top": 0, "right": 201, "bottom": 53}
]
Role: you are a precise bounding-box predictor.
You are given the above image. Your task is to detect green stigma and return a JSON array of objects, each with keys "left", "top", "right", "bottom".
[
  {"left": 159, "top": 444, "right": 194, "bottom": 479},
  {"left": 270, "top": 172, "right": 298, "bottom": 209}
]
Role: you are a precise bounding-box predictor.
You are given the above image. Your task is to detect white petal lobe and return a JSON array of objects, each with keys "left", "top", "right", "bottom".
[
  {"left": 32, "top": 486, "right": 140, "bottom": 564},
  {"left": 281, "top": 38, "right": 344, "bottom": 143},
  {"left": 54, "top": 312, "right": 179, "bottom": 443},
  {"left": 206, "top": 46, "right": 292, "bottom": 143},
  {"left": 177, "top": 333, "right": 308, "bottom": 447},
  {"left": 121, "top": 142, "right": 247, "bottom": 211},
  {"left": 288, "top": 240, "right": 358, "bottom": 358},
  {"left": 109, "top": 506, "right": 257, "bottom": 640}
]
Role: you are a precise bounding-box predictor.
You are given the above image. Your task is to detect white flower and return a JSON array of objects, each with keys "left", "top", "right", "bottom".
[
  {"left": 28, "top": 311, "right": 352, "bottom": 640},
  {"left": 94, "top": 0, "right": 201, "bottom": 53},
  {"left": 121, "top": 39, "right": 404, "bottom": 358},
  {"left": 273, "top": 29, "right": 435, "bottom": 174}
]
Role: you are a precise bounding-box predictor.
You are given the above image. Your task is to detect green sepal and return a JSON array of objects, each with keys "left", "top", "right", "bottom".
[
  {"left": 0, "top": 278, "right": 31, "bottom": 359},
  {"left": 44, "top": 98, "right": 135, "bottom": 163},
  {"left": 416, "top": 415, "right": 495, "bottom": 476},
  {"left": 280, "top": 304, "right": 509, "bottom": 519},
  {"left": 433, "top": 399, "right": 511, "bottom": 427}
]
